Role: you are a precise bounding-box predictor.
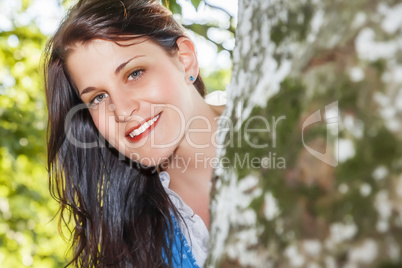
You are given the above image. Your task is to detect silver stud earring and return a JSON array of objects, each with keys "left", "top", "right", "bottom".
[{"left": 189, "top": 75, "right": 195, "bottom": 82}]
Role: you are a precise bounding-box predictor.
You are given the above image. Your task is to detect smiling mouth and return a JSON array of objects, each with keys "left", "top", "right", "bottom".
[{"left": 128, "top": 113, "right": 161, "bottom": 138}]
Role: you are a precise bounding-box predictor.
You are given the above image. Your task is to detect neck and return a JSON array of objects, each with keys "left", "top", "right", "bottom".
[
  {"left": 159, "top": 87, "right": 223, "bottom": 228},
  {"left": 163, "top": 90, "right": 220, "bottom": 186}
]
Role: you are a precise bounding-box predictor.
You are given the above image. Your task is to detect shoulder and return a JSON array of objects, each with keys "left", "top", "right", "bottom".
[{"left": 205, "top": 90, "right": 226, "bottom": 116}]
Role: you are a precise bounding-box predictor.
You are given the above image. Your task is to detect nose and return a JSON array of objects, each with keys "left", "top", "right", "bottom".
[{"left": 110, "top": 93, "right": 139, "bottom": 123}]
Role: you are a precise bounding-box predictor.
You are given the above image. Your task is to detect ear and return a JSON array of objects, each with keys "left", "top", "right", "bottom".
[{"left": 176, "top": 37, "right": 199, "bottom": 84}]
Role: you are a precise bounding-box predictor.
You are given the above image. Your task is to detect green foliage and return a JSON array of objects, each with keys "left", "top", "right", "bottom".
[
  {"left": 0, "top": 1, "right": 68, "bottom": 267},
  {"left": 202, "top": 67, "right": 231, "bottom": 93},
  {"left": 190, "top": 0, "right": 202, "bottom": 9},
  {"left": 162, "top": 0, "right": 182, "bottom": 15}
]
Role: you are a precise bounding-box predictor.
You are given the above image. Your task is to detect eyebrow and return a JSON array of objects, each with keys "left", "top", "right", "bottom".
[
  {"left": 114, "top": 55, "right": 145, "bottom": 75},
  {"left": 79, "top": 55, "right": 146, "bottom": 97}
]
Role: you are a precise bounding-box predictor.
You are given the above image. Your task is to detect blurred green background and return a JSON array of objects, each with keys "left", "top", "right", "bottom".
[{"left": 0, "top": 0, "right": 235, "bottom": 266}]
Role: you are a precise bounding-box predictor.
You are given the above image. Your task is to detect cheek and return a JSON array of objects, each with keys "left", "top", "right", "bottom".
[
  {"left": 149, "top": 63, "right": 186, "bottom": 101},
  {"left": 90, "top": 108, "right": 118, "bottom": 146}
]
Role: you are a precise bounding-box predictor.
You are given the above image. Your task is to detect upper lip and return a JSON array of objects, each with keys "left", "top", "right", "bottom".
[{"left": 125, "top": 112, "right": 161, "bottom": 137}]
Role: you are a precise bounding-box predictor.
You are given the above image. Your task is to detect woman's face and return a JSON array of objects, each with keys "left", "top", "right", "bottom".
[{"left": 66, "top": 38, "right": 197, "bottom": 166}]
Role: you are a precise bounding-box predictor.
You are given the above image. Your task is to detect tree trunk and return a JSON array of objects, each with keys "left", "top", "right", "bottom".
[{"left": 207, "top": 0, "right": 402, "bottom": 267}]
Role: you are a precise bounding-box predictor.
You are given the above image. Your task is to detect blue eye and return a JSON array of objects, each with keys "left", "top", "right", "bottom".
[
  {"left": 128, "top": 69, "right": 144, "bottom": 81},
  {"left": 90, "top": 93, "right": 109, "bottom": 107}
]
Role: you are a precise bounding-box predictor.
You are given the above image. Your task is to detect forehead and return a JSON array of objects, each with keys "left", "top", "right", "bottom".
[
  {"left": 67, "top": 38, "right": 165, "bottom": 62},
  {"left": 65, "top": 37, "right": 179, "bottom": 91}
]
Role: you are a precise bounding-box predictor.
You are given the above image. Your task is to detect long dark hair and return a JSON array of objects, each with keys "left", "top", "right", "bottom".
[{"left": 44, "top": 0, "right": 205, "bottom": 267}]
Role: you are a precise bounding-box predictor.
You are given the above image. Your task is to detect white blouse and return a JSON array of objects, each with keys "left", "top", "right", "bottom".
[{"left": 159, "top": 171, "right": 209, "bottom": 267}]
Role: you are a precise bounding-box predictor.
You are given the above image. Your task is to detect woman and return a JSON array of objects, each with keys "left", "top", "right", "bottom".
[{"left": 44, "top": 0, "right": 224, "bottom": 267}]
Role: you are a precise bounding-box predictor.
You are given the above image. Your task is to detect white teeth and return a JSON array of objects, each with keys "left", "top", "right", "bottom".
[{"left": 129, "top": 114, "right": 160, "bottom": 138}]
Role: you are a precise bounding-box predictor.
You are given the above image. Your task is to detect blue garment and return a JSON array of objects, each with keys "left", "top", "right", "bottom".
[
  {"left": 159, "top": 171, "right": 209, "bottom": 266},
  {"left": 163, "top": 214, "right": 200, "bottom": 268}
]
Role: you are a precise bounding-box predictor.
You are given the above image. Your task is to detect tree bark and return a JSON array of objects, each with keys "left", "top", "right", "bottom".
[{"left": 208, "top": 0, "right": 402, "bottom": 267}]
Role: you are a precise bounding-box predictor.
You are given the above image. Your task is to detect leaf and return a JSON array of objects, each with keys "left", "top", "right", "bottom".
[
  {"left": 163, "top": 0, "right": 183, "bottom": 15},
  {"left": 190, "top": 0, "right": 203, "bottom": 9}
]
